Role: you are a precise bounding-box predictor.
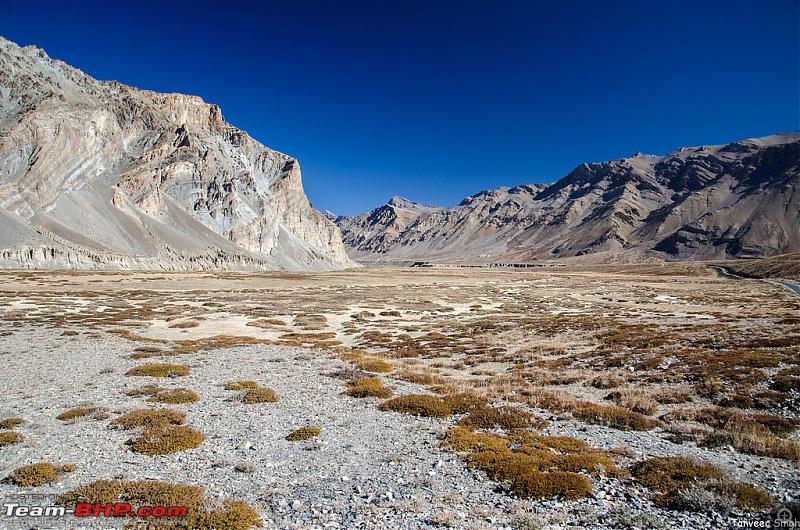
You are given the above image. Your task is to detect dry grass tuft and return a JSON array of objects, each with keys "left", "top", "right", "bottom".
[
  {"left": 56, "top": 407, "right": 110, "bottom": 421},
  {"left": 127, "top": 425, "right": 204, "bottom": 455},
  {"left": 125, "top": 363, "right": 190, "bottom": 378},
  {"left": 58, "top": 479, "right": 262, "bottom": 530},
  {"left": 241, "top": 387, "right": 280, "bottom": 404},
  {"left": 110, "top": 409, "right": 186, "bottom": 430},
  {"left": 286, "top": 427, "right": 321, "bottom": 441},
  {"left": 456, "top": 406, "right": 548, "bottom": 431},
  {"left": 0, "top": 417, "right": 24, "bottom": 429},
  {"left": 0, "top": 431, "right": 23, "bottom": 446},
  {"left": 11, "top": 463, "right": 76, "bottom": 487},
  {"left": 632, "top": 456, "right": 773, "bottom": 511},
  {"left": 147, "top": 388, "right": 200, "bottom": 404},
  {"left": 224, "top": 380, "right": 259, "bottom": 391},
  {"left": 343, "top": 378, "right": 394, "bottom": 398}
]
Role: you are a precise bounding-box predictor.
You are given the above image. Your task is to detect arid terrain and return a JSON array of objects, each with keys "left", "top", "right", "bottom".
[{"left": 0, "top": 263, "right": 798, "bottom": 529}]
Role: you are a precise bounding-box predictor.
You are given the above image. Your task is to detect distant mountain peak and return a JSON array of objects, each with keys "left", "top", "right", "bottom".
[{"left": 334, "top": 132, "right": 800, "bottom": 262}]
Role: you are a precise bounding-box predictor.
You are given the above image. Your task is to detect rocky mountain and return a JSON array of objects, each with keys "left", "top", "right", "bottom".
[
  {"left": 0, "top": 37, "right": 354, "bottom": 271},
  {"left": 335, "top": 133, "right": 800, "bottom": 262}
]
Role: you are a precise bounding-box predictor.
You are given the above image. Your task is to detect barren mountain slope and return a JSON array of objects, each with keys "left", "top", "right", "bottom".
[
  {"left": 0, "top": 37, "right": 353, "bottom": 271},
  {"left": 336, "top": 133, "right": 800, "bottom": 262}
]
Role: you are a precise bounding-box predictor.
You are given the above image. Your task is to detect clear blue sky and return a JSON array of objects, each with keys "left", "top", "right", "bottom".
[{"left": 1, "top": 0, "right": 797, "bottom": 215}]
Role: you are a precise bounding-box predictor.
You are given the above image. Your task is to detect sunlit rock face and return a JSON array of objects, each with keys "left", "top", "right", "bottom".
[{"left": 0, "top": 37, "right": 354, "bottom": 271}]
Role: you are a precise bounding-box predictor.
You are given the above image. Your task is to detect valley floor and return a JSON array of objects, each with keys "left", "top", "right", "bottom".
[{"left": 0, "top": 264, "right": 797, "bottom": 529}]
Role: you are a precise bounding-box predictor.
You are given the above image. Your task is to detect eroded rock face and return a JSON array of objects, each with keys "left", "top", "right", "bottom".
[
  {"left": 0, "top": 37, "right": 353, "bottom": 271},
  {"left": 335, "top": 134, "right": 800, "bottom": 262}
]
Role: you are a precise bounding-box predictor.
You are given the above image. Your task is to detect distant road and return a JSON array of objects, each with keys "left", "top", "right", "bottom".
[
  {"left": 765, "top": 279, "right": 800, "bottom": 296},
  {"left": 710, "top": 266, "right": 800, "bottom": 296}
]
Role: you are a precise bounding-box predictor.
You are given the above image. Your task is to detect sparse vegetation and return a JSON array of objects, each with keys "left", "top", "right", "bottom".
[
  {"left": 286, "top": 427, "right": 321, "bottom": 441},
  {"left": 241, "top": 386, "right": 280, "bottom": 404},
  {"left": 56, "top": 407, "right": 110, "bottom": 421},
  {"left": 0, "top": 431, "right": 23, "bottom": 447},
  {"left": 127, "top": 425, "right": 204, "bottom": 455},
  {"left": 11, "top": 463, "right": 76, "bottom": 487},
  {"left": 148, "top": 388, "right": 200, "bottom": 404},
  {"left": 110, "top": 408, "right": 186, "bottom": 430},
  {"left": 224, "top": 380, "right": 259, "bottom": 390},
  {"left": 456, "top": 406, "right": 548, "bottom": 431},
  {"left": 58, "top": 479, "right": 262, "bottom": 529},
  {"left": 125, "top": 363, "right": 190, "bottom": 378},
  {"left": 631, "top": 456, "right": 773, "bottom": 511},
  {"left": 343, "top": 378, "right": 394, "bottom": 398},
  {"left": 0, "top": 417, "right": 24, "bottom": 429}
]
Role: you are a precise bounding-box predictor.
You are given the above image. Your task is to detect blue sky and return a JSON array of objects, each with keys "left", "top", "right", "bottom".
[{"left": 1, "top": 0, "right": 797, "bottom": 215}]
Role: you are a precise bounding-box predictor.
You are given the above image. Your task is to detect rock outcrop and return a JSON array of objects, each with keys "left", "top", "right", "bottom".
[
  {"left": 335, "top": 133, "right": 800, "bottom": 262},
  {"left": 0, "top": 37, "right": 354, "bottom": 270}
]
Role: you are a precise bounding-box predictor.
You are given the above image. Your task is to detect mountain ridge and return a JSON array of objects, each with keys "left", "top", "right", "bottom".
[
  {"left": 335, "top": 132, "right": 800, "bottom": 263},
  {"left": 0, "top": 36, "right": 354, "bottom": 271}
]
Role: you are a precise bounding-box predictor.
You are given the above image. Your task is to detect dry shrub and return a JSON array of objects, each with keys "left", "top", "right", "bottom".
[
  {"left": 589, "top": 374, "right": 627, "bottom": 389},
  {"left": 286, "top": 427, "right": 321, "bottom": 441},
  {"left": 127, "top": 425, "right": 204, "bottom": 455},
  {"left": 224, "top": 380, "right": 259, "bottom": 391},
  {"left": 125, "top": 364, "right": 190, "bottom": 378},
  {"left": 58, "top": 480, "right": 261, "bottom": 530},
  {"left": 511, "top": 471, "right": 592, "bottom": 500},
  {"left": 241, "top": 387, "right": 279, "bottom": 404},
  {"left": 110, "top": 409, "right": 186, "bottom": 430},
  {"left": 440, "top": 392, "right": 488, "bottom": 414},
  {"left": 148, "top": 388, "right": 200, "bottom": 404},
  {"left": 0, "top": 431, "right": 23, "bottom": 446},
  {"left": 0, "top": 417, "right": 24, "bottom": 429},
  {"left": 379, "top": 394, "right": 452, "bottom": 418},
  {"left": 56, "top": 407, "right": 109, "bottom": 421},
  {"left": 442, "top": 427, "right": 509, "bottom": 453},
  {"left": 294, "top": 314, "right": 327, "bottom": 330},
  {"left": 355, "top": 358, "right": 393, "bottom": 374},
  {"left": 703, "top": 427, "right": 800, "bottom": 461},
  {"left": 343, "top": 378, "right": 394, "bottom": 398},
  {"left": 125, "top": 384, "right": 165, "bottom": 397},
  {"left": 632, "top": 456, "right": 773, "bottom": 511},
  {"left": 11, "top": 463, "right": 76, "bottom": 487},
  {"left": 632, "top": 456, "right": 726, "bottom": 506},
  {"left": 456, "top": 406, "right": 548, "bottom": 431},
  {"left": 604, "top": 389, "right": 659, "bottom": 415}
]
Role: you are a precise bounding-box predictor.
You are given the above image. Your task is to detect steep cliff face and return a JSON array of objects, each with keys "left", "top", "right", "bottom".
[
  {"left": 0, "top": 37, "right": 353, "bottom": 270},
  {"left": 336, "top": 133, "right": 800, "bottom": 262}
]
